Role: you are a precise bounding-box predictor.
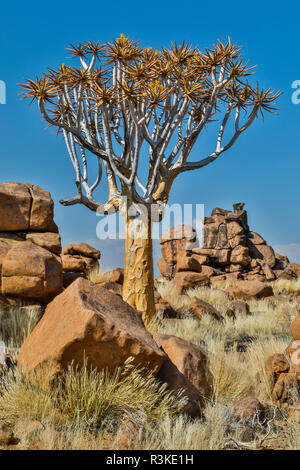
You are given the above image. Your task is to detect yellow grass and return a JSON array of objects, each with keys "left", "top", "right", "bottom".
[{"left": 271, "top": 277, "right": 300, "bottom": 296}]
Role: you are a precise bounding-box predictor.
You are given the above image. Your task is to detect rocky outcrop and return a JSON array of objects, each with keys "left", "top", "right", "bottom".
[
  {"left": 158, "top": 202, "right": 292, "bottom": 284},
  {"left": 0, "top": 183, "right": 62, "bottom": 302},
  {"left": 18, "top": 278, "right": 165, "bottom": 377}
]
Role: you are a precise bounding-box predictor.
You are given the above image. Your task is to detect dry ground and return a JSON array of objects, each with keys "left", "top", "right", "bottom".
[{"left": 0, "top": 275, "right": 299, "bottom": 450}]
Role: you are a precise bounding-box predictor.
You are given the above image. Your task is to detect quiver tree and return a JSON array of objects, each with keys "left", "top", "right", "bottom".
[{"left": 21, "top": 35, "right": 280, "bottom": 324}]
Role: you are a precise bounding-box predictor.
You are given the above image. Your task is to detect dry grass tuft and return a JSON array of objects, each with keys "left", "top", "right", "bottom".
[
  {"left": 271, "top": 277, "right": 300, "bottom": 295},
  {"left": 0, "top": 307, "right": 39, "bottom": 351},
  {"left": 86, "top": 265, "right": 112, "bottom": 284},
  {"left": 0, "top": 356, "right": 185, "bottom": 441}
]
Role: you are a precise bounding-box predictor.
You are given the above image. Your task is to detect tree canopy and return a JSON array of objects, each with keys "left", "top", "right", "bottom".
[{"left": 21, "top": 35, "right": 280, "bottom": 214}]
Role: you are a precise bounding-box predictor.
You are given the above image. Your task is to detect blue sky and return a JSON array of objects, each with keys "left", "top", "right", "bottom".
[{"left": 0, "top": 0, "right": 300, "bottom": 273}]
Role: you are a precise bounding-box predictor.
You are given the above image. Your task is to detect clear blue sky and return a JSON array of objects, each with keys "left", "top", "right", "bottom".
[{"left": 0, "top": 0, "right": 299, "bottom": 272}]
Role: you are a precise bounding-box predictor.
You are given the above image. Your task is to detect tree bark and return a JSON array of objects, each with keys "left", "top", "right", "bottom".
[{"left": 122, "top": 203, "right": 155, "bottom": 325}]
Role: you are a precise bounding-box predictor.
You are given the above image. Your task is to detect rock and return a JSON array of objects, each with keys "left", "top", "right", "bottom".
[
  {"left": 236, "top": 426, "right": 255, "bottom": 442},
  {"left": 230, "top": 246, "right": 251, "bottom": 266},
  {"left": 286, "top": 340, "right": 300, "bottom": 372},
  {"left": 232, "top": 300, "right": 250, "bottom": 316},
  {"left": 154, "top": 333, "right": 210, "bottom": 417},
  {"left": 0, "top": 182, "right": 58, "bottom": 233},
  {"left": 275, "top": 253, "right": 290, "bottom": 269},
  {"left": 0, "top": 424, "right": 14, "bottom": 446},
  {"left": 192, "top": 254, "right": 210, "bottom": 266},
  {"left": 212, "top": 207, "right": 231, "bottom": 216},
  {"left": 190, "top": 297, "right": 223, "bottom": 322},
  {"left": 230, "top": 280, "right": 273, "bottom": 300},
  {"left": 247, "top": 232, "right": 265, "bottom": 245},
  {"left": 160, "top": 225, "right": 196, "bottom": 244},
  {"left": 233, "top": 396, "right": 265, "bottom": 422},
  {"left": 291, "top": 315, "right": 300, "bottom": 340},
  {"left": 202, "top": 223, "right": 219, "bottom": 249},
  {"left": 242, "top": 273, "right": 266, "bottom": 283},
  {"left": 214, "top": 304, "right": 235, "bottom": 319},
  {"left": 266, "top": 354, "right": 290, "bottom": 388},
  {"left": 161, "top": 241, "right": 177, "bottom": 265},
  {"left": 227, "top": 264, "right": 243, "bottom": 273},
  {"left": 0, "top": 182, "right": 32, "bottom": 231},
  {"left": 215, "top": 223, "right": 230, "bottom": 249},
  {"left": 158, "top": 258, "right": 175, "bottom": 278},
  {"left": 61, "top": 254, "right": 87, "bottom": 273},
  {"left": 62, "top": 271, "right": 87, "bottom": 288},
  {"left": 0, "top": 234, "right": 24, "bottom": 275},
  {"left": 250, "top": 259, "right": 259, "bottom": 269},
  {"left": 290, "top": 263, "right": 300, "bottom": 278},
  {"left": 199, "top": 265, "right": 215, "bottom": 277},
  {"left": 18, "top": 278, "right": 165, "bottom": 377},
  {"left": 226, "top": 221, "right": 244, "bottom": 239},
  {"left": 1, "top": 242, "right": 62, "bottom": 299},
  {"left": 109, "top": 268, "right": 124, "bottom": 284},
  {"left": 176, "top": 253, "right": 202, "bottom": 273},
  {"left": 26, "top": 232, "right": 61, "bottom": 255},
  {"left": 275, "top": 270, "right": 295, "bottom": 281},
  {"left": 228, "top": 234, "right": 246, "bottom": 249},
  {"left": 247, "top": 243, "right": 276, "bottom": 268},
  {"left": 62, "top": 242, "right": 100, "bottom": 260},
  {"left": 272, "top": 372, "right": 300, "bottom": 403},
  {"left": 98, "top": 281, "right": 122, "bottom": 297},
  {"left": 260, "top": 263, "right": 275, "bottom": 281},
  {"left": 29, "top": 185, "right": 58, "bottom": 232},
  {"left": 173, "top": 272, "right": 210, "bottom": 294},
  {"left": 197, "top": 248, "right": 230, "bottom": 266}
]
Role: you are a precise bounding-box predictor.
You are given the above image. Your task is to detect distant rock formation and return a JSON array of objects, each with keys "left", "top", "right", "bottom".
[{"left": 158, "top": 202, "right": 294, "bottom": 284}]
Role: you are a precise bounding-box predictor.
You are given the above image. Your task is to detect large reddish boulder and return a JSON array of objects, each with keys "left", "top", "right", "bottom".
[
  {"left": 18, "top": 278, "right": 165, "bottom": 377},
  {"left": 154, "top": 334, "right": 210, "bottom": 417},
  {"left": 1, "top": 242, "right": 62, "bottom": 299}
]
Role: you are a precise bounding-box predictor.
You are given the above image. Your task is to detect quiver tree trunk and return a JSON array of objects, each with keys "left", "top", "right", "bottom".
[{"left": 122, "top": 202, "right": 155, "bottom": 325}]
